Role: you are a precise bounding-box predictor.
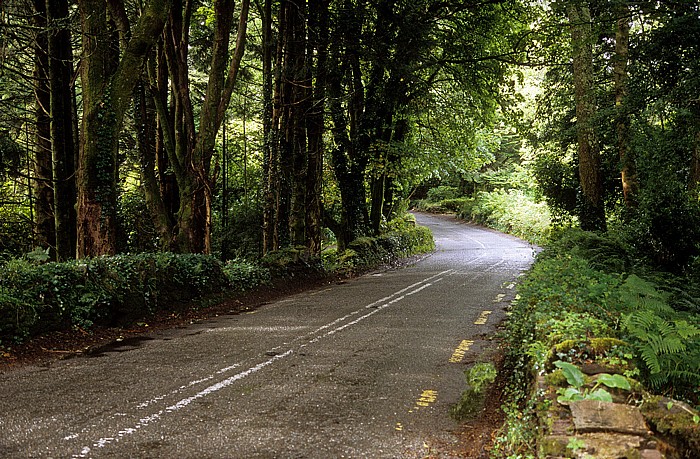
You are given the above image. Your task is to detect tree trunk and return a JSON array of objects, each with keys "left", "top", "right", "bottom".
[
  {"left": 614, "top": 3, "right": 636, "bottom": 208},
  {"left": 305, "top": 0, "right": 329, "bottom": 256},
  {"left": 32, "top": 0, "right": 55, "bottom": 255},
  {"left": 690, "top": 105, "right": 700, "bottom": 192},
  {"left": 77, "top": 0, "right": 171, "bottom": 257},
  {"left": 285, "top": 0, "right": 310, "bottom": 248},
  {"left": 157, "top": 0, "right": 249, "bottom": 254},
  {"left": 134, "top": 80, "right": 173, "bottom": 247},
  {"left": 262, "top": 0, "right": 276, "bottom": 254},
  {"left": 325, "top": 4, "right": 369, "bottom": 249},
  {"left": 568, "top": 5, "right": 606, "bottom": 231},
  {"left": 47, "top": 0, "right": 77, "bottom": 260}
]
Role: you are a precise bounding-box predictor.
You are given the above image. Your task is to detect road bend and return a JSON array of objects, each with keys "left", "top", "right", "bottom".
[{"left": 0, "top": 212, "right": 536, "bottom": 458}]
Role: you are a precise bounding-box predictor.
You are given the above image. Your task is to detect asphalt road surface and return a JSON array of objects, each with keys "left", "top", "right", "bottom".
[{"left": 0, "top": 213, "right": 536, "bottom": 458}]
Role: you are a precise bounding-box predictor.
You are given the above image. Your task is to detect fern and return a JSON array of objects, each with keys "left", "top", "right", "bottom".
[
  {"left": 622, "top": 308, "right": 700, "bottom": 394},
  {"left": 620, "top": 275, "right": 700, "bottom": 398}
]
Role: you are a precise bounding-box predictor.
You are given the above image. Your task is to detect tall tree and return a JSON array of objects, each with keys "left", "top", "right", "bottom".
[
  {"left": 148, "top": 0, "right": 250, "bottom": 254},
  {"left": 76, "top": 0, "right": 171, "bottom": 257},
  {"left": 31, "top": 0, "right": 55, "bottom": 253},
  {"left": 613, "top": 1, "right": 636, "bottom": 208},
  {"left": 262, "top": 0, "right": 328, "bottom": 256},
  {"left": 47, "top": 0, "right": 77, "bottom": 260},
  {"left": 568, "top": 3, "right": 606, "bottom": 231}
]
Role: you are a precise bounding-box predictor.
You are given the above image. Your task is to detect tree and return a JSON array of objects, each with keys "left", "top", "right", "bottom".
[
  {"left": 567, "top": 3, "right": 606, "bottom": 231},
  {"left": 262, "top": 0, "right": 328, "bottom": 256},
  {"left": 47, "top": 0, "right": 77, "bottom": 260},
  {"left": 146, "top": 0, "right": 250, "bottom": 254},
  {"left": 613, "top": 1, "right": 636, "bottom": 208},
  {"left": 76, "top": 0, "right": 171, "bottom": 257}
]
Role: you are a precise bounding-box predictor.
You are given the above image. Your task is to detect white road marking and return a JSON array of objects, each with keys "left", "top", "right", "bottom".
[{"left": 72, "top": 270, "right": 452, "bottom": 457}]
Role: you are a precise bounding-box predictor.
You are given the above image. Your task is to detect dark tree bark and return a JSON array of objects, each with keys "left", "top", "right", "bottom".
[
  {"left": 77, "top": 0, "right": 172, "bottom": 257},
  {"left": 568, "top": 4, "right": 606, "bottom": 231},
  {"left": 285, "top": 0, "right": 309, "bottom": 248},
  {"left": 32, "top": 0, "right": 55, "bottom": 254},
  {"left": 614, "top": 3, "right": 637, "bottom": 208},
  {"left": 305, "top": 0, "right": 329, "bottom": 256},
  {"left": 263, "top": 0, "right": 328, "bottom": 257},
  {"left": 47, "top": 0, "right": 77, "bottom": 260},
  {"left": 326, "top": 1, "right": 369, "bottom": 249},
  {"left": 262, "top": 0, "right": 276, "bottom": 253}
]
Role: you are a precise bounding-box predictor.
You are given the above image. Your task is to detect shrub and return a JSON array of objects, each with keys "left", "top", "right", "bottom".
[
  {"left": 336, "top": 215, "right": 434, "bottom": 271},
  {"left": 0, "top": 253, "right": 272, "bottom": 345},
  {"left": 459, "top": 189, "right": 552, "bottom": 245},
  {"left": 426, "top": 185, "right": 460, "bottom": 201},
  {"left": 223, "top": 259, "right": 271, "bottom": 291}
]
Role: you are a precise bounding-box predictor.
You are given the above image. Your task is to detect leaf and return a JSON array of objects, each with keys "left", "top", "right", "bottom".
[
  {"left": 554, "top": 360, "right": 585, "bottom": 388},
  {"left": 586, "top": 388, "right": 613, "bottom": 402},
  {"left": 596, "top": 373, "right": 631, "bottom": 391},
  {"left": 557, "top": 387, "right": 584, "bottom": 404}
]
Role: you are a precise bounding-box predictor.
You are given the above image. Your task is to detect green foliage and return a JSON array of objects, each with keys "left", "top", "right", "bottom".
[
  {"left": 0, "top": 183, "right": 32, "bottom": 259},
  {"left": 459, "top": 189, "right": 552, "bottom": 245},
  {"left": 222, "top": 259, "right": 271, "bottom": 291},
  {"left": 426, "top": 186, "right": 460, "bottom": 201},
  {"left": 0, "top": 132, "right": 23, "bottom": 179},
  {"left": 214, "top": 203, "right": 263, "bottom": 260},
  {"left": 553, "top": 360, "right": 631, "bottom": 404},
  {"left": 413, "top": 197, "right": 471, "bottom": 214},
  {"left": 507, "top": 234, "right": 700, "bottom": 407},
  {"left": 117, "top": 189, "right": 159, "bottom": 253},
  {"left": 541, "top": 229, "right": 630, "bottom": 273},
  {"left": 451, "top": 362, "right": 497, "bottom": 421},
  {"left": 332, "top": 216, "right": 434, "bottom": 272},
  {"left": 620, "top": 275, "right": 700, "bottom": 393},
  {"left": 0, "top": 253, "right": 272, "bottom": 345},
  {"left": 554, "top": 361, "right": 586, "bottom": 388}
]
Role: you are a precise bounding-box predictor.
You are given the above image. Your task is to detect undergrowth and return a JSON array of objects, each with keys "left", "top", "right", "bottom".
[
  {"left": 492, "top": 229, "right": 700, "bottom": 457},
  {"left": 414, "top": 188, "right": 551, "bottom": 245},
  {"left": 0, "top": 214, "right": 433, "bottom": 346}
]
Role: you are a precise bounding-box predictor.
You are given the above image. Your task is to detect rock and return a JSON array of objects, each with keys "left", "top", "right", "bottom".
[
  {"left": 578, "top": 432, "right": 645, "bottom": 459},
  {"left": 569, "top": 400, "right": 649, "bottom": 436}
]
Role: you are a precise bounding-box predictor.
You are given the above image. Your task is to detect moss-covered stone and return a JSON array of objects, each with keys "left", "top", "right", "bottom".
[{"left": 640, "top": 396, "right": 700, "bottom": 459}]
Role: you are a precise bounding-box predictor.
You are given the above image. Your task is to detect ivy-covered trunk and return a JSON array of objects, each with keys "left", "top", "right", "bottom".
[{"left": 76, "top": 0, "right": 171, "bottom": 257}]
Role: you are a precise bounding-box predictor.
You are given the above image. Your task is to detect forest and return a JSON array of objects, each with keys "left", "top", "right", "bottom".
[
  {"left": 1, "top": 0, "right": 700, "bottom": 453},
  {"left": 0, "top": 0, "right": 695, "bottom": 265}
]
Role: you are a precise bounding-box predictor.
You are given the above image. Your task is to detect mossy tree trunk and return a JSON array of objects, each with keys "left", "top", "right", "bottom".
[
  {"left": 614, "top": 3, "right": 637, "bottom": 209},
  {"left": 47, "top": 0, "right": 77, "bottom": 261},
  {"left": 152, "top": 0, "right": 250, "bottom": 254},
  {"left": 76, "top": 0, "right": 171, "bottom": 258},
  {"left": 262, "top": 0, "right": 328, "bottom": 257},
  {"left": 568, "top": 4, "right": 606, "bottom": 232}
]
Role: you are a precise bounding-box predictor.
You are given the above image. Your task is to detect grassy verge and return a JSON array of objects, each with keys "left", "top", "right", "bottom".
[{"left": 491, "top": 230, "right": 700, "bottom": 458}]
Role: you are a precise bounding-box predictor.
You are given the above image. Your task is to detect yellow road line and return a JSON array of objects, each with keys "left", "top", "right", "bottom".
[
  {"left": 449, "top": 339, "right": 474, "bottom": 363},
  {"left": 474, "top": 310, "right": 492, "bottom": 325}
]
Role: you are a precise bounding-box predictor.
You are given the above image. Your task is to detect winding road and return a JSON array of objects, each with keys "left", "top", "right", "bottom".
[{"left": 0, "top": 213, "right": 536, "bottom": 458}]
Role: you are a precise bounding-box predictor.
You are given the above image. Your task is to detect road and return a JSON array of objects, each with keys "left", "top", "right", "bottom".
[{"left": 0, "top": 213, "right": 536, "bottom": 458}]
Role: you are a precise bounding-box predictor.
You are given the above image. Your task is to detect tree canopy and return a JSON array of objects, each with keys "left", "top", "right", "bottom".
[{"left": 0, "top": 0, "right": 698, "bottom": 272}]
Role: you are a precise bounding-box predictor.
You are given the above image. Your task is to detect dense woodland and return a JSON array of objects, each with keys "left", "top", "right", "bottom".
[{"left": 0, "top": 0, "right": 697, "bottom": 270}]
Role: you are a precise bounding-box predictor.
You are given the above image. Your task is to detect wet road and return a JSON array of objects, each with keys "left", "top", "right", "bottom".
[{"left": 0, "top": 213, "right": 536, "bottom": 458}]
